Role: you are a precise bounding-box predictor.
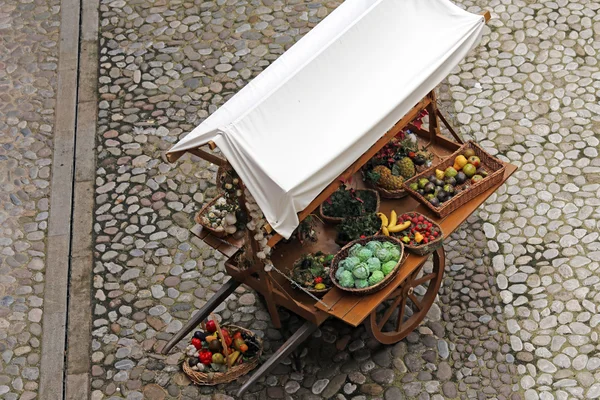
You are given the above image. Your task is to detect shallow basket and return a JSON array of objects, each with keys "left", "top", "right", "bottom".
[
  {"left": 402, "top": 141, "right": 506, "bottom": 218},
  {"left": 319, "top": 189, "right": 380, "bottom": 224},
  {"left": 290, "top": 256, "right": 331, "bottom": 298},
  {"left": 388, "top": 212, "right": 444, "bottom": 256},
  {"left": 195, "top": 194, "right": 228, "bottom": 238},
  {"left": 182, "top": 320, "right": 262, "bottom": 386},
  {"left": 330, "top": 236, "right": 405, "bottom": 296}
]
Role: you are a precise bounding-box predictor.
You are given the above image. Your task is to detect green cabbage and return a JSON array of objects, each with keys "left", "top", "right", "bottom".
[
  {"left": 375, "top": 248, "right": 392, "bottom": 263},
  {"left": 354, "top": 279, "right": 369, "bottom": 289},
  {"left": 365, "top": 241, "right": 382, "bottom": 253},
  {"left": 382, "top": 241, "right": 396, "bottom": 250},
  {"left": 339, "top": 270, "right": 355, "bottom": 288},
  {"left": 337, "top": 259, "right": 347, "bottom": 270},
  {"left": 382, "top": 260, "right": 397, "bottom": 276},
  {"left": 368, "top": 270, "right": 385, "bottom": 286},
  {"left": 344, "top": 256, "right": 360, "bottom": 270},
  {"left": 352, "top": 264, "right": 369, "bottom": 279},
  {"left": 366, "top": 258, "right": 381, "bottom": 273},
  {"left": 357, "top": 248, "right": 373, "bottom": 262},
  {"left": 348, "top": 243, "right": 363, "bottom": 257},
  {"left": 389, "top": 246, "right": 401, "bottom": 262},
  {"left": 335, "top": 266, "right": 346, "bottom": 280}
]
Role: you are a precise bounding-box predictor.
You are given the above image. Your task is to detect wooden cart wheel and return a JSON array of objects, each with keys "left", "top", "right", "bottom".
[{"left": 367, "top": 248, "right": 445, "bottom": 344}]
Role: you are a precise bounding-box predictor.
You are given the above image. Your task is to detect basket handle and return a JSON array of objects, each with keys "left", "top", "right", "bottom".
[{"left": 201, "top": 314, "right": 231, "bottom": 370}]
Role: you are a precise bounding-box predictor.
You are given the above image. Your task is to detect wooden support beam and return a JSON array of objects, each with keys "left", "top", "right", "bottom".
[
  {"left": 482, "top": 10, "right": 491, "bottom": 22},
  {"left": 187, "top": 147, "right": 227, "bottom": 166},
  {"left": 266, "top": 94, "right": 432, "bottom": 247}
]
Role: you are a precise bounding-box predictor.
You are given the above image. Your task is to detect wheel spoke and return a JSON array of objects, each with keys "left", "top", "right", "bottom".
[
  {"left": 377, "top": 295, "right": 403, "bottom": 330},
  {"left": 412, "top": 273, "right": 436, "bottom": 287},
  {"left": 408, "top": 293, "right": 423, "bottom": 310},
  {"left": 395, "top": 295, "right": 408, "bottom": 331}
]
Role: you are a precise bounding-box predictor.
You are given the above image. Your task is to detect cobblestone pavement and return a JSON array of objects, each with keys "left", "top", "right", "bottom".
[
  {"left": 91, "top": 0, "right": 600, "bottom": 399},
  {"left": 0, "top": 0, "right": 61, "bottom": 398}
]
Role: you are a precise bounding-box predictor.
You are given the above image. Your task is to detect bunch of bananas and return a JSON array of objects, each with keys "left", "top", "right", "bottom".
[{"left": 377, "top": 210, "right": 411, "bottom": 236}]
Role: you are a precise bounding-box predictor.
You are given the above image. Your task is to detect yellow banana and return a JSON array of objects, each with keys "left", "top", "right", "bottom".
[
  {"left": 382, "top": 226, "right": 390, "bottom": 236},
  {"left": 388, "top": 210, "right": 397, "bottom": 228},
  {"left": 377, "top": 212, "right": 388, "bottom": 228},
  {"left": 388, "top": 221, "right": 411, "bottom": 233}
]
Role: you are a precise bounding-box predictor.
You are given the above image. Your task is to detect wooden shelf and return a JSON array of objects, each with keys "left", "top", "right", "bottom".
[{"left": 190, "top": 224, "right": 244, "bottom": 257}]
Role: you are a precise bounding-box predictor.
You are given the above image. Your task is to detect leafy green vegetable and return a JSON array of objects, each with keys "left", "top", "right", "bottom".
[
  {"left": 367, "top": 258, "right": 381, "bottom": 273},
  {"left": 335, "top": 267, "right": 346, "bottom": 280},
  {"left": 354, "top": 279, "right": 369, "bottom": 289},
  {"left": 375, "top": 248, "right": 392, "bottom": 263},
  {"left": 382, "top": 241, "right": 396, "bottom": 250},
  {"left": 382, "top": 261, "right": 397, "bottom": 276},
  {"left": 322, "top": 185, "right": 378, "bottom": 218},
  {"left": 368, "top": 270, "right": 385, "bottom": 286},
  {"left": 352, "top": 264, "right": 369, "bottom": 279},
  {"left": 345, "top": 257, "right": 360, "bottom": 270},
  {"left": 339, "top": 270, "right": 355, "bottom": 288},
  {"left": 365, "top": 241, "right": 382, "bottom": 253},
  {"left": 357, "top": 248, "right": 373, "bottom": 262},
  {"left": 389, "top": 247, "right": 401, "bottom": 262},
  {"left": 336, "top": 213, "right": 381, "bottom": 244}
]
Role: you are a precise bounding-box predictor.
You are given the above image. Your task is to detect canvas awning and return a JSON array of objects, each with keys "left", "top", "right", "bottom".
[{"left": 168, "top": 0, "right": 486, "bottom": 239}]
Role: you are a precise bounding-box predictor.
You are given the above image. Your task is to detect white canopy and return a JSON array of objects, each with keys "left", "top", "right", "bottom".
[{"left": 168, "top": 0, "right": 485, "bottom": 239}]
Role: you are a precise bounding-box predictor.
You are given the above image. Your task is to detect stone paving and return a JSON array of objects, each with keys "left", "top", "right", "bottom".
[
  {"left": 0, "top": 0, "right": 61, "bottom": 398},
  {"left": 91, "top": 0, "right": 600, "bottom": 400}
]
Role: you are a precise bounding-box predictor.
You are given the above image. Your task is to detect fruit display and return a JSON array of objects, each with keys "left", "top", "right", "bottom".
[
  {"left": 199, "top": 196, "right": 240, "bottom": 235},
  {"left": 376, "top": 210, "right": 411, "bottom": 236},
  {"left": 390, "top": 212, "right": 442, "bottom": 246},
  {"left": 363, "top": 129, "right": 433, "bottom": 193},
  {"left": 185, "top": 322, "right": 261, "bottom": 373},
  {"left": 402, "top": 141, "right": 506, "bottom": 218},
  {"left": 291, "top": 252, "right": 334, "bottom": 294},
  {"left": 332, "top": 239, "right": 402, "bottom": 290},
  {"left": 321, "top": 185, "right": 379, "bottom": 221}
]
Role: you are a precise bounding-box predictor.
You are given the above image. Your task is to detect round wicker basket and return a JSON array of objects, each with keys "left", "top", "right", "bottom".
[
  {"left": 182, "top": 317, "right": 262, "bottom": 385},
  {"left": 387, "top": 212, "right": 444, "bottom": 256},
  {"left": 330, "top": 235, "right": 405, "bottom": 296},
  {"left": 290, "top": 255, "right": 332, "bottom": 298}
]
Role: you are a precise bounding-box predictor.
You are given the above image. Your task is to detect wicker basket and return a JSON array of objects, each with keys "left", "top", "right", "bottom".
[
  {"left": 320, "top": 189, "right": 380, "bottom": 224},
  {"left": 182, "top": 316, "right": 262, "bottom": 385},
  {"left": 290, "top": 256, "right": 332, "bottom": 298},
  {"left": 387, "top": 212, "right": 444, "bottom": 256},
  {"left": 402, "top": 141, "right": 506, "bottom": 218},
  {"left": 195, "top": 194, "right": 228, "bottom": 238},
  {"left": 330, "top": 236, "right": 405, "bottom": 296}
]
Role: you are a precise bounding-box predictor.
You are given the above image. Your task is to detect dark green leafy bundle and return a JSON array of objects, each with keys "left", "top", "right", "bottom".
[
  {"left": 322, "top": 185, "right": 378, "bottom": 218},
  {"left": 336, "top": 213, "right": 381, "bottom": 244}
]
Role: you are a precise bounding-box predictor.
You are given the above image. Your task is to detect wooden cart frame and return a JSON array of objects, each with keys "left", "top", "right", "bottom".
[{"left": 161, "top": 11, "right": 516, "bottom": 397}]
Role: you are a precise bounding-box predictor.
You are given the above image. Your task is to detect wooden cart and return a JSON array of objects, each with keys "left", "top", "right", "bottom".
[{"left": 162, "top": 80, "right": 516, "bottom": 396}]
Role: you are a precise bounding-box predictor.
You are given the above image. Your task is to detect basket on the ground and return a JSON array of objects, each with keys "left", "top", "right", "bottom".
[
  {"left": 319, "top": 189, "right": 380, "bottom": 224},
  {"left": 330, "top": 235, "right": 405, "bottom": 296},
  {"left": 182, "top": 316, "right": 262, "bottom": 385},
  {"left": 402, "top": 141, "right": 505, "bottom": 218}
]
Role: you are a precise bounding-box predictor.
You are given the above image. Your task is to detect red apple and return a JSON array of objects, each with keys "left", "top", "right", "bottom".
[{"left": 468, "top": 156, "right": 481, "bottom": 168}]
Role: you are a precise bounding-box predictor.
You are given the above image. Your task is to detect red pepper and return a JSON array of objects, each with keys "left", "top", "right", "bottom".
[
  {"left": 191, "top": 338, "right": 202, "bottom": 349},
  {"left": 199, "top": 349, "right": 213, "bottom": 365},
  {"left": 314, "top": 277, "right": 323, "bottom": 284},
  {"left": 206, "top": 320, "right": 217, "bottom": 333},
  {"left": 221, "top": 328, "right": 232, "bottom": 347}
]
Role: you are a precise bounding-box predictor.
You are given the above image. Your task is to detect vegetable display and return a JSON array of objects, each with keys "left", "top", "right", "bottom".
[
  {"left": 291, "top": 252, "right": 334, "bottom": 292},
  {"left": 333, "top": 240, "right": 402, "bottom": 289},
  {"left": 185, "top": 323, "right": 260, "bottom": 373},
  {"left": 321, "top": 185, "right": 378, "bottom": 219}
]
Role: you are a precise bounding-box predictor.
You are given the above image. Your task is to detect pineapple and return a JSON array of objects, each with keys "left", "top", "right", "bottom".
[
  {"left": 396, "top": 157, "right": 416, "bottom": 179},
  {"left": 372, "top": 165, "right": 404, "bottom": 190}
]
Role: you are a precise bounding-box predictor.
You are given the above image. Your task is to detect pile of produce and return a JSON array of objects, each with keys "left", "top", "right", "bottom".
[
  {"left": 334, "top": 240, "right": 402, "bottom": 289},
  {"left": 407, "top": 149, "right": 487, "bottom": 207},
  {"left": 378, "top": 211, "right": 441, "bottom": 246},
  {"left": 200, "top": 197, "right": 240, "bottom": 235},
  {"left": 185, "top": 321, "right": 260, "bottom": 373},
  {"left": 292, "top": 252, "right": 334, "bottom": 292},
  {"left": 363, "top": 131, "right": 432, "bottom": 191},
  {"left": 336, "top": 213, "right": 381, "bottom": 244},
  {"left": 321, "top": 185, "right": 378, "bottom": 219}
]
